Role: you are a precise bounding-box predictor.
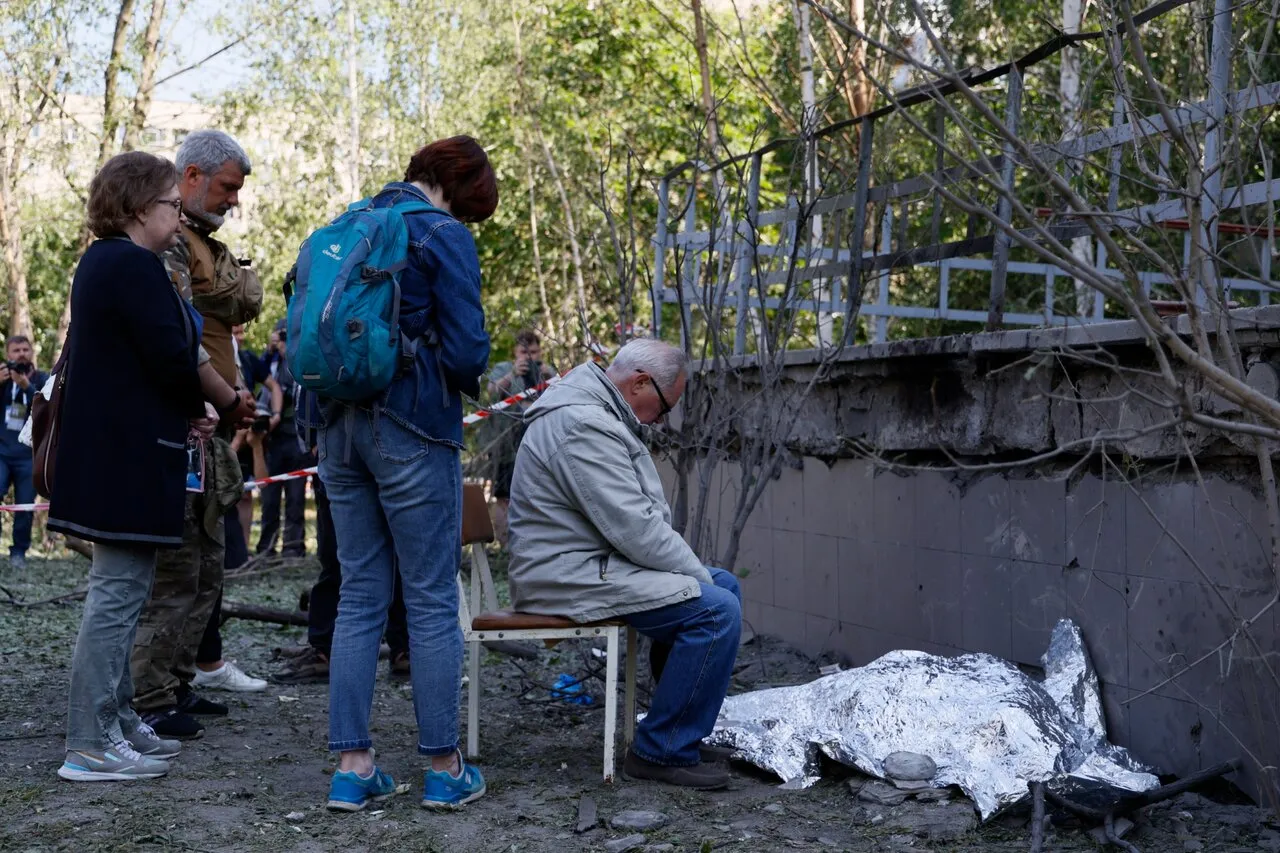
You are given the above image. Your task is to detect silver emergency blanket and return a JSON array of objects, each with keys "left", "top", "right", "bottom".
[{"left": 706, "top": 619, "right": 1157, "bottom": 818}]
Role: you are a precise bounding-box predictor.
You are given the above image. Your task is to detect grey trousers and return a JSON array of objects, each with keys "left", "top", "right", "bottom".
[{"left": 66, "top": 542, "right": 157, "bottom": 752}]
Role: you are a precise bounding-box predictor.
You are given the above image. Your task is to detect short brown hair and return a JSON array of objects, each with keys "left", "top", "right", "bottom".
[
  {"left": 86, "top": 151, "right": 179, "bottom": 237},
  {"left": 403, "top": 136, "right": 498, "bottom": 223},
  {"left": 515, "top": 329, "right": 540, "bottom": 349}
]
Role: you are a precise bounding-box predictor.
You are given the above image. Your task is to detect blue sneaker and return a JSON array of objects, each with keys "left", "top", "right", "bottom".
[
  {"left": 421, "top": 753, "right": 486, "bottom": 809},
  {"left": 326, "top": 765, "right": 396, "bottom": 812}
]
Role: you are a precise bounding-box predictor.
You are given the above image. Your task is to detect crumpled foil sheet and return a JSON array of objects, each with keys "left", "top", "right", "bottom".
[{"left": 705, "top": 619, "right": 1157, "bottom": 818}]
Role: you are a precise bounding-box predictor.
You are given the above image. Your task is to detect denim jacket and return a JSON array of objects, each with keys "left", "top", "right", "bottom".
[{"left": 299, "top": 182, "right": 490, "bottom": 448}]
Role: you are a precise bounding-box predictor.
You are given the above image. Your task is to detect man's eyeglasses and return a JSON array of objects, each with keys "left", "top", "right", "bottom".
[
  {"left": 154, "top": 198, "right": 182, "bottom": 212},
  {"left": 639, "top": 371, "right": 673, "bottom": 418}
]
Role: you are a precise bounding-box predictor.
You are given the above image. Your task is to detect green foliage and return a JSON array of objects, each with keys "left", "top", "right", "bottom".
[{"left": 2, "top": 1, "right": 1271, "bottom": 359}]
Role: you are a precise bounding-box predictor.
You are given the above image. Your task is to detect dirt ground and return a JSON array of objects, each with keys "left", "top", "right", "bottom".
[{"left": 2, "top": 555, "right": 1277, "bottom": 853}]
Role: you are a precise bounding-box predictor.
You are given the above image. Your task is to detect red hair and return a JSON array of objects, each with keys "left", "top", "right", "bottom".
[{"left": 404, "top": 135, "right": 498, "bottom": 223}]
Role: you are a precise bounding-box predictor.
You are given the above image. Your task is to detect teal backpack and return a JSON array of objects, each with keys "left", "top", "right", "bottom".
[{"left": 284, "top": 197, "right": 444, "bottom": 402}]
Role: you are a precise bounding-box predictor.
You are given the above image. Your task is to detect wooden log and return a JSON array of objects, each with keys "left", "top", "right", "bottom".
[{"left": 221, "top": 600, "right": 307, "bottom": 626}]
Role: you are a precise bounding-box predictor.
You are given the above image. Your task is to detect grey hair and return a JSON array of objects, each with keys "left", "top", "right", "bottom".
[
  {"left": 606, "top": 339, "right": 690, "bottom": 388},
  {"left": 175, "top": 129, "right": 252, "bottom": 176}
]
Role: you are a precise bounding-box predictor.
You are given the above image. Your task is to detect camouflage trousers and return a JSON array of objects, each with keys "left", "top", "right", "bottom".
[{"left": 129, "top": 490, "right": 224, "bottom": 711}]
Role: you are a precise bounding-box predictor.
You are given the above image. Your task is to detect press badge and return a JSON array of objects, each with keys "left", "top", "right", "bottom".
[
  {"left": 5, "top": 401, "right": 26, "bottom": 432},
  {"left": 185, "top": 439, "right": 206, "bottom": 494}
]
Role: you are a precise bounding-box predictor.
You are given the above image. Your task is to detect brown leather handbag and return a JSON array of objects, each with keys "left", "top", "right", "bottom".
[{"left": 31, "top": 340, "right": 69, "bottom": 499}]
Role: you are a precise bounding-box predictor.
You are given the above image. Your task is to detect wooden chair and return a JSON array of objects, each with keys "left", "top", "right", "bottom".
[{"left": 458, "top": 483, "right": 637, "bottom": 782}]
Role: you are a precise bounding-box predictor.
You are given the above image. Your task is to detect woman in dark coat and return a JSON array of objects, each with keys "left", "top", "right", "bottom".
[{"left": 50, "top": 152, "right": 212, "bottom": 783}]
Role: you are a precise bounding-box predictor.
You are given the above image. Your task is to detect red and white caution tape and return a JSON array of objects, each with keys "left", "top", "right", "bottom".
[
  {"left": 242, "top": 467, "right": 317, "bottom": 490},
  {"left": 462, "top": 376, "right": 557, "bottom": 425},
  {"left": 0, "top": 467, "right": 321, "bottom": 512},
  {"left": 0, "top": 377, "right": 560, "bottom": 512}
]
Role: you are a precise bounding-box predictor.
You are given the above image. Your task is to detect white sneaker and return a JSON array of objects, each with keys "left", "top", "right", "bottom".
[
  {"left": 126, "top": 722, "right": 182, "bottom": 759},
  {"left": 192, "top": 661, "right": 268, "bottom": 692}
]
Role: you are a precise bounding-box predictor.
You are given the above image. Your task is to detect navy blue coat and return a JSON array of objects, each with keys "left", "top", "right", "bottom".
[{"left": 48, "top": 237, "right": 205, "bottom": 548}]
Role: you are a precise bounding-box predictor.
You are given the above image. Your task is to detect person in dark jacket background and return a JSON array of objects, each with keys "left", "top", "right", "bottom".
[
  {"left": 303, "top": 136, "right": 494, "bottom": 812},
  {"left": 0, "top": 334, "right": 48, "bottom": 569},
  {"left": 50, "top": 152, "right": 219, "bottom": 783}
]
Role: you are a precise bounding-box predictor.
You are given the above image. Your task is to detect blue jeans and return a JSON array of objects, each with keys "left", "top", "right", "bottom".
[
  {"left": 624, "top": 567, "right": 742, "bottom": 766},
  {"left": 319, "top": 407, "right": 462, "bottom": 756},
  {"left": 0, "top": 451, "right": 36, "bottom": 556}
]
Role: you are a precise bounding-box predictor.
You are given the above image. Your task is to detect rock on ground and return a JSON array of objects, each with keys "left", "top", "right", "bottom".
[
  {"left": 883, "top": 751, "right": 937, "bottom": 782},
  {"left": 605, "top": 833, "right": 647, "bottom": 852},
  {"left": 884, "top": 800, "right": 979, "bottom": 842},
  {"left": 609, "top": 810, "right": 669, "bottom": 831},
  {"left": 858, "top": 780, "right": 911, "bottom": 806}
]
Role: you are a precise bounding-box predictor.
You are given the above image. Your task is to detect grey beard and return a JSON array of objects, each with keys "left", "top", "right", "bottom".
[{"left": 186, "top": 183, "right": 226, "bottom": 230}]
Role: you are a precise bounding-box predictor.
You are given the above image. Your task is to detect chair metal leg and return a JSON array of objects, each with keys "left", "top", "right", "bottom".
[
  {"left": 623, "top": 626, "right": 637, "bottom": 748},
  {"left": 467, "top": 638, "right": 480, "bottom": 759},
  {"left": 603, "top": 626, "right": 620, "bottom": 783}
]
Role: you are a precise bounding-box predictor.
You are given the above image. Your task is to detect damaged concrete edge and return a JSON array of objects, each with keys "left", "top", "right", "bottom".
[{"left": 694, "top": 304, "right": 1280, "bottom": 375}]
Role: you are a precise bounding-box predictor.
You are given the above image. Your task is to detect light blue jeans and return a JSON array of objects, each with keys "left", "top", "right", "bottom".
[
  {"left": 66, "top": 542, "right": 156, "bottom": 752},
  {"left": 320, "top": 407, "right": 462, "bottom": 756}
]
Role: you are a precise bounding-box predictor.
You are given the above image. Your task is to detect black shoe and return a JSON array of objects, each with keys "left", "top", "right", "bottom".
[
  {"left": 141, "top": 707, "right": 205, "bottom": 740},
  {"left": 389, "top": 650, "right": 410, "bottom": 679},
  {"left": 271, "top": 647, "right": 330, "bottom": 684},
  {"left": 623, "top": 749, "right": 730, "bottom": 790},
  {"left": 699, "top": 742, "right": 735, "bottom": 764},
  {"left": 176, "top": 684, "right": 229, "bottom": 716}
]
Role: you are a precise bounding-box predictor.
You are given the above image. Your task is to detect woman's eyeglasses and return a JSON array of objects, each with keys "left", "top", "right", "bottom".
[{"left": 154, "top": 198, "right": 182, "bottom": 212}]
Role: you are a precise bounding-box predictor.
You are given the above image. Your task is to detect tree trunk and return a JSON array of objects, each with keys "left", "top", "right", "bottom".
[
  {"left": 690, "top": 0, "right": 722, "bottom": 155},
  {"left": 847, "top": 0, "right": 871, "bottom": 118},
  {"left": 511, "top": 11, "right": 573, "bottom": 351},
  {"left": 98, "top": 0, "right": 137, "bottom": 169},
  {"left": 794, "top": 0, "right": 831, "bottom": 346},
  {"left": 57, "top": 0, "right": 142, "bottom": 358},
  {"left": 122, "top": 0, "right": 167, "bottom": 151},
  {"left": 0, "top": 47, "right": 62, "bottom": 344},
  {"left": 1061, "top": 0, "right": 1094, "bottom": 317},
  {"left": 510, "top": 14, "right": 555, "bottom": 349},
  {"left": 0, "top": 198, "right": 32, "bottom": 341},
  {"left": 526, "top": 153, "right": 553, "bottom": 347},
  {"left": 346, "top": 1, "right": 361, "bottom": 202}
]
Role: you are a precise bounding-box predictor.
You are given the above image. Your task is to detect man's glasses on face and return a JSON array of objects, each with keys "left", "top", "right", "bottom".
[{"left": 638, "top": 370, "right": 673, "bottom": 419}]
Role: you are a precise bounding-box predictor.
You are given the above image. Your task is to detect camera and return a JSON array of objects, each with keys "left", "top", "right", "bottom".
[
  {"left": 5, "top": 361, "right": 30, "bottom": 376},
  {"left": 251, "top": 400, "right": 272, "bottom": 434}
]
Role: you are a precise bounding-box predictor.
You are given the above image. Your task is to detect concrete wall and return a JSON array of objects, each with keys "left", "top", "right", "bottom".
[{"left": 669, "top": 307, "right": 1280, "bottom": 797}]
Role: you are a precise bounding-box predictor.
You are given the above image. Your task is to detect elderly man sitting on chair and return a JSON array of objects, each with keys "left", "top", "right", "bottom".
[{"left": 506, "top": 338, "right": 741, "bottom": 790}]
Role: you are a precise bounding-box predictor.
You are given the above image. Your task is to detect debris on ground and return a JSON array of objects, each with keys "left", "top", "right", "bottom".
[
  {"left": 0, "top": 558, "right": 1270, "bottom": 853},
  {"left": 575, "top": 794, "right": 598, "bottom": 833},
  {"left": 609, "top": 810, "right": 669, "bottom": 831}
]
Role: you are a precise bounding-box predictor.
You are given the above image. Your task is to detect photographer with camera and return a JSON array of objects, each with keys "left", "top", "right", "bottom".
[
  {"left": 255, "top": 319, "right": 308, "bottom": 559},
  {"left": 485, "top": 329, "right": 556, "bottom": 547},
  {"left": 0, "top": 335, "right": 47, "bottom": 569}
]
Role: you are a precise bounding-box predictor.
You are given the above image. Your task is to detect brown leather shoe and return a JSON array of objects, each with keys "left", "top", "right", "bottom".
[
  {"left": 623, "top": 749, "right": 730, "bottom": 789},
  {"left": 270, "top": 647, "right": 330, "bottom": 684}
]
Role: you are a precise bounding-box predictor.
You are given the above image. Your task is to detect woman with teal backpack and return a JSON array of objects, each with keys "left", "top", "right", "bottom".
[{"left": 297, "top": 136, "right": 497, "bottom": 811}]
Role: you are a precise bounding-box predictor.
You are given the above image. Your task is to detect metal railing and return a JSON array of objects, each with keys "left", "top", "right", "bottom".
[{"left": 651, "top": 0, "right": 1279, "bottom": 352}]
